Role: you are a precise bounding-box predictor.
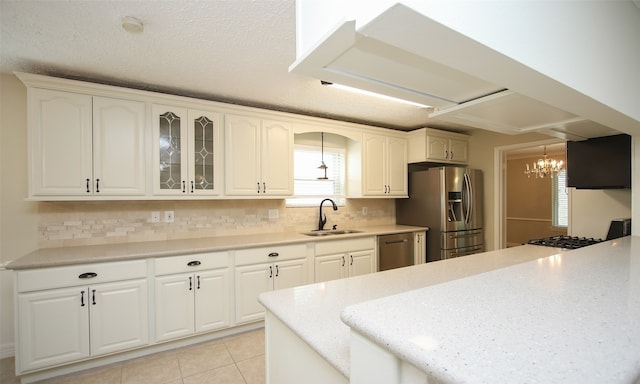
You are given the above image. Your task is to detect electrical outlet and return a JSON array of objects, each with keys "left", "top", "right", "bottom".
[
  {"left": 268, "top": 209, "right": 279, "bottom": 220},
  {"left": 362, "top": 207, "right": 368, "bottom": 216},
  {"left": 164, "top": 211, "right": 174, "bottom": 223},
  {"left": 151, "top": 211, "right": 160, "bottom": 223}
]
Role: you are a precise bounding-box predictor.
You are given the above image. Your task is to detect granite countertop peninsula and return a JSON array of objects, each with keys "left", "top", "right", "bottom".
[
  {"left": 7, "top": 225, "right": 426, "bottom": 270},
  {"left": 258, "top": 244, "right": 567, "bottom": 378},
  {"left": 340, "top": 236, "right": 640, "bottom": 383}
]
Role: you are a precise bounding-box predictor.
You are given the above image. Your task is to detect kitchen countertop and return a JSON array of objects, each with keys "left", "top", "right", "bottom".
[
  {"left": 258, "top": 244, "right": 566, "bottom": 378},
  {"left": 6, "top": 225, "right": 426, "bottom": 270},
  {"left": 340, "top": 237, "right": 640, "bottom": 383}
]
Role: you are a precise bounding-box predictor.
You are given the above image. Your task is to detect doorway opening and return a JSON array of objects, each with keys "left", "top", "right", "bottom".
[{"left": 493, "top": 139, "right": 567, "bottom": 249}]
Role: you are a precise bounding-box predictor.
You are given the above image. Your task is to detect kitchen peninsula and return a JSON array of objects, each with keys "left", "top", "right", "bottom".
[{"left": 259, "top": 237, "right": 640, "bottom": 383}]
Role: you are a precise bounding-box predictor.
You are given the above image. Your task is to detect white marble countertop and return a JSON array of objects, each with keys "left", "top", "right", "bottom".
[
  {"left": 7, "top": 225, "right": 426, "bottom": 269},
  {"left": 341, "top": 237, "right": 640, "bottom": 383},
  {"left": 258, "top": 244, "right": 564, "bottom": 378}
]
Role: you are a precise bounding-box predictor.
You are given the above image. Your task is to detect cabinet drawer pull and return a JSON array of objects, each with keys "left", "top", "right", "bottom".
[
  {"left": 80, "top": 291, "right": 85, "bottom": 307},
  {"left": 350, "top": 255, "right": 354, "bottom": 266},
  {"left": 263, "top": 182, "right": 266, "bottom": 193},
  {"left": 182, "top": 180, "right": 186, "bottom": 193},
  {"left": 187, "top": 260, "right": 201, "bottom": 267},
  {"left": 341, "top": 256, "right": 345, "bottom": 267},
  {"left": 191, "top": 180, "right": 195, "bottom": 193},
  {"left": 268, "top": 252, "right": 279, "bottom": 258},
  {"left": 269, "top": 265, "right": 273, "bottom": 278},
  {"left": 188, "top": 276, "right": 193, "bottom": 290},
  {"left": 275, "top": 265, "right": 279, "bottom": 277},
  {"left": 78, "top": 272, "right": 97, "bottom": 279},
  {"left": 86, "top": 178, "right": 91, "bottom": 193},
  {"left": 92, "top": 289, "right": 96, "bottom": 305},
  {"left": 95, "top": 178, "right": 100, "bottom": 193},
  {"left": 197, "top": 275, "right": 201, "bottom": 289},
  {"left": 257, "top": 182, "right": 261, "bottom": 194}
]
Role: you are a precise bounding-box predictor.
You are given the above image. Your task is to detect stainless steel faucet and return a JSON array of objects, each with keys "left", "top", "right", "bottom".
[{"left": 318, "top": 198, "right": 338, "bottom": 231}]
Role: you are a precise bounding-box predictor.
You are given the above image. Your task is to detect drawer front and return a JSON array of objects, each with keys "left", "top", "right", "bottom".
[
  {"left": 17, "top": 260, "right": 148, "bottom": 293},
  {"left": 155, "top": 252, "right": 229, "bottom": 276},
  {"left": 235, "top": 244, "right": 307, "bottom": 266},
  {"left": 315, "top": 237, "right": 375, "bottom": 256}
]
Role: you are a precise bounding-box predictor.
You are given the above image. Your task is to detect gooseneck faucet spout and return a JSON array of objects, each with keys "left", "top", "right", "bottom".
[{"left": 318, "top": 198, "right": 338, "bottom": 231}]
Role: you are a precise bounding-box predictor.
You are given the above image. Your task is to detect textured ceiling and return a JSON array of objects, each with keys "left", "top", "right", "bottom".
[{"left": 0, "top": 0, "right": 437, "bottom": 131}]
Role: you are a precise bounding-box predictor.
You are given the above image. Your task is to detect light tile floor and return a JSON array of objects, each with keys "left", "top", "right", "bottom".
[{"left": 0, "top": 328, "right": 265, "bottom": 384}]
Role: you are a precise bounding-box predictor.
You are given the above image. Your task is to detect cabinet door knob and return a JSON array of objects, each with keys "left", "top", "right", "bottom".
[
  {"left": 78, "top": 272, "right": 98, "bottom": 279},
  {"left": 187, "top": 260, "right": 201, "bottom": 267}
]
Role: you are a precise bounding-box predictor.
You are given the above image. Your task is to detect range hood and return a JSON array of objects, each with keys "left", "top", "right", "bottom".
[{"left": 290, "top": 3, "right": 622, "bottom": 139}]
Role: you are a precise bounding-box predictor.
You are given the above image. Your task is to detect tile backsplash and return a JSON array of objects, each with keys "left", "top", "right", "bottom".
[{"left": 38, "top": 199, "right": 395, "bottom": 248}]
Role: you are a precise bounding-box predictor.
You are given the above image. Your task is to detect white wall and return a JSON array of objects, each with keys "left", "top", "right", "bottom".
[
  {"left": 569, "top": 189, "right": 632, "bottom": 239},
  {"left": 0, "top": 74, "right": 37, "bottom": 358}
]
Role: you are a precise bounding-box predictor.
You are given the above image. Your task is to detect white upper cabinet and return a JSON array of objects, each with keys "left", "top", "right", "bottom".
[
  {"left": 224, "top": 114, "right": 293, "bottom": 196},
  {"left": 92, "top": 96, "right": 146, "bottom": 195},
  {"left": 356, "top": 133, "right": 407, "bottom": 197},
  {"left": 407, "top": 128, "right": 468, "bottom": 164},
  {"left": 152, "top": 105, "right": 223, "bottom": 196},
  {"left": 29, "top": 88, "right": 146, "bottom": 198}
]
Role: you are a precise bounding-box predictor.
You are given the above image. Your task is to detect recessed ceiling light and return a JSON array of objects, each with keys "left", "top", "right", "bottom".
[{"left": 122, "top": 16, "right": 144, "bottom": 33}]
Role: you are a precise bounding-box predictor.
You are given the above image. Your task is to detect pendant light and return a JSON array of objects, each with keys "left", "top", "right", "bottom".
[{"left": 318, "top": 132, "right": 328, "bottom": 180}]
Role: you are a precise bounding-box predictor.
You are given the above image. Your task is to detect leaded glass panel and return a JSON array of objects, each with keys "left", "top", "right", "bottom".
[
  {"left": 159, "top": 111, "right": 182, "bottom": 190},
  {"left": 193, "top": 116, "right": 215, "bottom": 190}
]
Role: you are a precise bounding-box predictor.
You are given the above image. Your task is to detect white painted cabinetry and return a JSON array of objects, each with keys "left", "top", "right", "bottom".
[
  {"left": 350, "top": 133, "right": 407, "bottom": 197},
  {"left": 15, "top": 260, "right": 149, "bottom": 374},
  {"left": 234, "top": 244, "right": 309, "bottom": 324},
  {"left": 414, "top": 231, "right": 427, "bottom": 265},
  {"left": 154, "top": 252, "right": 231, "bottom": 342},
  {"left": 28, "top": 88, "right": 146, "bottom": 197},
  {"left": 314, "top": 237, "right": 376, "bottom": 283},
  {"left": 224, "top": 114, "right": 293, "bottom": 196},
  {"left": 152, "top": 105, "right": 223, "bottom": 196},
  {"left": 407, "top": 128, "right": 468, "bottom": 164}
]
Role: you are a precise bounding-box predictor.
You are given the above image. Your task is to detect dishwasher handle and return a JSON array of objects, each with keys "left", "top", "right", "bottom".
[{"left": 384, "top": 239, "right": 408, "bottom": 245}]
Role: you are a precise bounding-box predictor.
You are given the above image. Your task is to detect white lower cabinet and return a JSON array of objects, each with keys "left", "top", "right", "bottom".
[
  {"left": 234, "top": 244, "right": 309, "bottom": 324},
  {"left": 154, "top": 252, "right": 231, "bottom": 342},
  {"left": 315, "top": 237, "right": 376, "bottom": 283},
  {"left": 16, "top": 261, "right": 149, "bottom": 374}
]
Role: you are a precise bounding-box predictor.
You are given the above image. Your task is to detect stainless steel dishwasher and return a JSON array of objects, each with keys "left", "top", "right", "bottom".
[{"left": 378, "top": 232, "right": 414, "bottom": 271}]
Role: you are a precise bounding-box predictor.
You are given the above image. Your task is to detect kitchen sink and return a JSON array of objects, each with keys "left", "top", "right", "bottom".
[{"left": 302, "top": 229, "right": 362, "bottom": 237}]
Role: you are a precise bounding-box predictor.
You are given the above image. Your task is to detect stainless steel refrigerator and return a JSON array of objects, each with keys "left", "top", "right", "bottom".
[{"left": 396, "top": 167, "right": 484, "bottom": 262}]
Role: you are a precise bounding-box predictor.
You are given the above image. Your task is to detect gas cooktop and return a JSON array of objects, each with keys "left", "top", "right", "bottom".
[{"left": 527, "top": 235, "right": 603, "bottom": 249}]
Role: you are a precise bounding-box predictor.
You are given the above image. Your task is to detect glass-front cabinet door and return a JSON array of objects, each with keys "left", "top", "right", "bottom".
[{"left": 152, "top": 104, "right": 222, "bottom": 196}]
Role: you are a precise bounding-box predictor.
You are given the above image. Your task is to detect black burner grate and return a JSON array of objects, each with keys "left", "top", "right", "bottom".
[{"left": 527, "top": 235, "right": 603, "bottom": 249}]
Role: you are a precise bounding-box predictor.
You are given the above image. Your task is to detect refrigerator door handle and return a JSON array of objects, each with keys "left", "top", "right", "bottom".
[{"left": 463, "top": 173, "right": 473, "bottom": 224}]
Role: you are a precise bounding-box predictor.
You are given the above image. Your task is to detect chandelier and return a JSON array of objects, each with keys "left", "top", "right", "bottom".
[{"left": 524, "top": 146, "right": 564, "bottom": 178}]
